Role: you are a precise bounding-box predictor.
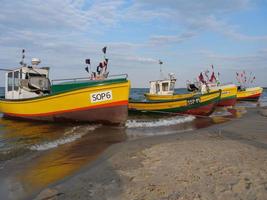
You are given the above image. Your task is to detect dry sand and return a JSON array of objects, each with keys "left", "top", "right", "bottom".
[{"left": 34, "top": 108, "right": 267, "bottom": 200}]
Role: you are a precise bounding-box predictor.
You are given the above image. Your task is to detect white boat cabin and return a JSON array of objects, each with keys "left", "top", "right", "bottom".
[
  {"left": 148, "top": 73, "right": 176, "bottom": 95},
  {"left": 5, "top": 58, "right": 51, "bottom": 100}
]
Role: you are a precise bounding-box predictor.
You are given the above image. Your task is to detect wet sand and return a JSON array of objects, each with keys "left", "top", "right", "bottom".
[{"left": 34, "top": 107, "right": 267, "bottom": 200}]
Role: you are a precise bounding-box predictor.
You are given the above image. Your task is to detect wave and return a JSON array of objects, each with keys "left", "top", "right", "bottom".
[
  {"left": 29, "top": 125, "right": 99, "bottom": 151},
  {"left": 125, "top": 115, "right": 195, "bottom": 128}
]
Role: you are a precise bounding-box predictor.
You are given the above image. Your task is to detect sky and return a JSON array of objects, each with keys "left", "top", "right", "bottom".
[{"left": 0, "top": 0, "right": 267, "bottom": 87}]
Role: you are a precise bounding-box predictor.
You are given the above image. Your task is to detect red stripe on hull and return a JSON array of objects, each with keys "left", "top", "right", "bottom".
[
  {"left": 3, "top": 101, "right": 128, "bottom": 124},
  {"left": 217, "top": 98, "right": 236, "bottom": 107},
  {"left": 237, "top": 93, "right": 261, "bottom": 101},
  {"left": 183, "top": 102, "right": 216, "bottom": 116}
]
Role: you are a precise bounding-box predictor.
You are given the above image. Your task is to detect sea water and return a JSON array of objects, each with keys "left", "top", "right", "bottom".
[{"left": 0, "top": 87, "right": 266, "bottom": 198}]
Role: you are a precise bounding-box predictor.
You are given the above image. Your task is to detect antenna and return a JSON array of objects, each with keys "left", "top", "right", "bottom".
[{"left": 159, "top": 60, "right": 163, "bottom": 78}]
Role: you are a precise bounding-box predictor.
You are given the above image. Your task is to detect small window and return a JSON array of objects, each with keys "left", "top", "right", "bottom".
[
  {"left": 162, "top": 82, "right": 169, "bottom": 91},
  {"left": 14, "top": 71, "right": 19, "bottom": 91},
  {"left": 20, "top": 69, "right": 22, "bottom": 79},
  {"left": 8, "top": 72, "right": 13, "bottom": 91},
  {"left": 156, "top": 83, "right": 160, "bottom": 93}
]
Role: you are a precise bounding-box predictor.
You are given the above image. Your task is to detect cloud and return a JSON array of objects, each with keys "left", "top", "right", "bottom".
[
  {"left": 124, "top": 0, "right": 267, "bottom": 41},
  {"left": 0, "top": 0, "right": 124, "bottom": 31},
  {"left": 149, "top": 32, "right": 197, "bottom": 45},
  {"left": 197, "top": 48, "right": 267, "bottom": 69}
]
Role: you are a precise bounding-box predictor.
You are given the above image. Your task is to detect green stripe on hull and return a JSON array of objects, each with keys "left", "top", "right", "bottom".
[
  {"left": 51, "top": 78, "right": 127, "bottom": 94},
  {"left": 161, "top": 96, "right": 219, "bottom": 113},
  {"left": 220, "top": 95, "right": 237, "bottom": 101}
]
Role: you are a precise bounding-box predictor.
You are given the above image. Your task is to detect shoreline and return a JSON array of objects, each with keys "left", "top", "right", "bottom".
[{"left": 33, "top": 107, "right": 267, "bottom": 200}]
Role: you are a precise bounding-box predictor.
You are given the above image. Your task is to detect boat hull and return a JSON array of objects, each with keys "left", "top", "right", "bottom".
[
  {"left": 129, "top": 91, "right": 221, "bottom": 116},
  {"left": 237, "top": 87, "right": 263, "bottom": 101},
  {"left": 210, "top": 84, "right": 237, "bottom": 107},
  {"left": 217, "top": 96, "right": 237, "bottom": 106},
  {"left": 0, "top": 80, "right": 130, "bottom": 124}
]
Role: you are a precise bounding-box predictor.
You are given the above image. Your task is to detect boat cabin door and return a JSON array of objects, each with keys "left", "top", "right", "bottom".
[{"left": 5, "top": 70, "right": 20, "bottom": 99}]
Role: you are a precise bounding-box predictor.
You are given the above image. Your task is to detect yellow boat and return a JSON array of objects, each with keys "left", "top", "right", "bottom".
[
  {"left": 129, "top": 90, "right": 221, "bottom": 116},
  {"left": 0, "top": 51, "right": 130, "bottom": 124},
  {"left": 237, "top": 87, "right": 263, "bottom": 101},
  {"left": 144, "top": 74, "right": 237, "bottom": 107}
]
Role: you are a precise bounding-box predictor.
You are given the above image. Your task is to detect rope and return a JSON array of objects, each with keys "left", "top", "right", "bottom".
[{"left": 136, "top": 108, "right": 267, "bottom": 123}]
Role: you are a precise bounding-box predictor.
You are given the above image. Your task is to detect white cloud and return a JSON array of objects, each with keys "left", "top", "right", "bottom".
[
  {"left": 124, "top": 0, "right": 267, "bottom": 41},
  {"left": 149, "top": 32, "right": 197, "bottom": 45}
]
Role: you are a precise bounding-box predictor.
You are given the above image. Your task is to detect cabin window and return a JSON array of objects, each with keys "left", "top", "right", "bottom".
[
  {"left": 156, "top": 83, "right": 160, "bottom": 93},
  {"left": 7, "top": 72, "right": 13, "bottom": 91},
  {"left": 29, "top": 73, "right": 46, "bottom": 77},
  {"left": 20, "top": 69, "right": 22, "bottom": 79},
  {"left": 162, "top": 82, "right": 169, "bottom": 91},
  {"left": 14, "top": 71, "right": 19, "bottom": 91},
  {"left": 170, "top": 82, "right": 175, "bottom": 91}
]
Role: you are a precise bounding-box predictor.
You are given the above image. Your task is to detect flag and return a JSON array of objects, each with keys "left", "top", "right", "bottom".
[
  {"left": 251, "top": 76, "right": 256, "bottom": 83},
  {"left": 209, "top": 72, "right": 217, "bottom": 83},
  {"left": 102, "top": 46, "right": 107, "bottom": 54},
  {"left": 159, "top": 60, "right": 163, "bottom": 65},
  {"left": 85, "top": 66, "right": 89, "bottom": 73},
  {"left": 85, "top": 59, "right": 90, "bottom": 65},
  {"left": 199, "top": 72, "right": 205, "bottom": 83}
]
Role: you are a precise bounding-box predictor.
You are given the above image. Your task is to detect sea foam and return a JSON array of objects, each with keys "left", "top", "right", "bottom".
[
  {"left": 126, "top": 115, "right": 195, "bottom": 128},
  {"left": 29, "top": 125, "right": 99, "bottom": 151}
]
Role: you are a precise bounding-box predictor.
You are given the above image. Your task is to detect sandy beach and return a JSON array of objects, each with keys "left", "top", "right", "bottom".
[{"left": 32, "top": 107, "right": 267, "bottom": 200}]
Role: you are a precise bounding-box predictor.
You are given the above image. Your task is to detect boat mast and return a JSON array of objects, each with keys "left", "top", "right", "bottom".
[{"left": 159, "top": 60, "right": 163, "bottom": 79}]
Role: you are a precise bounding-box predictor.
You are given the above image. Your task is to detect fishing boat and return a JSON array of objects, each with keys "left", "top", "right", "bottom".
[
  {"left": 129, "top": 90, "right": 221, "bottom": 116},
  {"left": 235, "top": 71, "right": 263, "bottom": 101},
  {"left": 144, "top": 65, "right": 237, "bottom": 107},
  {"left": 0, "top": 49, "right": 130, "bottom": 124},
  {"left": 237, "top": 87, "right": 263, "bottom": 101}
]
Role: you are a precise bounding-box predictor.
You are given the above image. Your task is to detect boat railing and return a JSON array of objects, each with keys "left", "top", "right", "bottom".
[{"left": 51, "top": 73, "right": 128, "bottom": 85}]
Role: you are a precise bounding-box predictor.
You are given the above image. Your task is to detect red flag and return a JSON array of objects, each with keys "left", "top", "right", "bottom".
[
  {"left": 199, "top": 72, "right": 205, "bottom": 83},
  {"left": 209, "top": 72, "right": 216, "bottom": 83}
]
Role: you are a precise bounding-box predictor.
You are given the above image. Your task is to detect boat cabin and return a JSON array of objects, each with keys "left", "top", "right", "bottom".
[
  {"left": 148, "top": 73, "right": 176, "bottom": 95},
  {"left": 5, "top": 58, "right": 51, "bottom": 100}
]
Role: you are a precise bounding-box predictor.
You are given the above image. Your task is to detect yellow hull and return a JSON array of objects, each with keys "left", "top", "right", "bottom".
[
  {"left": 144, "top": 92, "right": 195, "bottom": 101},
  {"left": 129, "top": 91, "right": 221, "bottom": 116},
  {"left": 237, "top": 87, "right": 263, "bottom": 101},
  {"left": 0, "top": 80, "right": 130, "bottom": 124}
]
